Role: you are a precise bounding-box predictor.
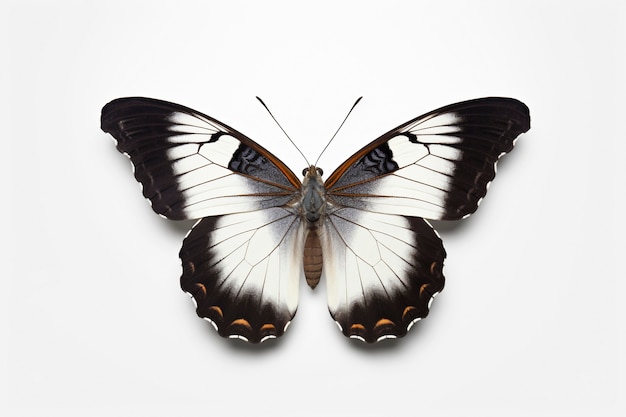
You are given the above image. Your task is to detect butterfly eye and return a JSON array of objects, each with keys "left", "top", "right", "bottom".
[
  {"left": 316, "top": 167, "right": 324, "bottom": 176},
  {"left": 302, "top": 168, "right": 308, "bottom": 176}
]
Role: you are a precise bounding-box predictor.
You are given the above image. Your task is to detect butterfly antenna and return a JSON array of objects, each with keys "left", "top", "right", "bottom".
[
  {"left": 256, "top": 96, "right": 310, "bottom": 166},
  {"left": 314, "top": 96, "right": 363, "bottom": 167}
]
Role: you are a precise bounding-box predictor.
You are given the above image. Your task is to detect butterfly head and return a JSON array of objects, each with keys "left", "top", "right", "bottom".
[
  {"left": 301, "top": 165, "right": 326, "bottom": 224},
  {"left": 302, "top": 165, "right": 323, "bottom": 179}
]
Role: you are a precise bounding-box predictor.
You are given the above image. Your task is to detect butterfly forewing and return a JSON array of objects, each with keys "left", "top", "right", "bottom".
[
  {"left": 325, "top": 97, "right": 530, "bottom": 220},
  {"left": 101, "top": 97, "right": 301, "bottom": 220}
]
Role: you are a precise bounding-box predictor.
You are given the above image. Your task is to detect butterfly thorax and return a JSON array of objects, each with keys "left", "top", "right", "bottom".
[
  {"left": 301, "top": 166, "right": 326, "bottom": 224},
  {"left": 301, "top": 166, "right": 325, "bottom": 289}
]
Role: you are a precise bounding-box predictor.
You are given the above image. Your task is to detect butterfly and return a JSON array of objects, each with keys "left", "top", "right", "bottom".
[{"left": 101, "top": 96, "right": 530, "bottom": 343}]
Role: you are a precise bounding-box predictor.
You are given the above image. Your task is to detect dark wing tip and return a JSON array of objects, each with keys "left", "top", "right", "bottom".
[
  {"left": 477, "top": 96, "right": 531, "bottom": 135},
  {"left": 101, "top": 97, "right": 148, "bottom": 133},
  {"left": 100, "top": 96, "right": 204, "bottom": 135},
  {"left": 434, "top": 97, "right": 531, "bottom": 220}
]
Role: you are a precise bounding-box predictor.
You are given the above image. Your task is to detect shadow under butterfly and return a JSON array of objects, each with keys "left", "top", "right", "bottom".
[{"left": 100, "top": 96, "right": 530, "bottom": 343}]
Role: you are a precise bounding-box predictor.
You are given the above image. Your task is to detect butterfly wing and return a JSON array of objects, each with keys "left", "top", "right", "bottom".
[
  {"left": 101, "top": 97, "right": 301, "bottom": 220},
  {"left": 325, "top": 97, "right": 531, "bottom": 220},
  {"left": 322, "top": 208, "right": 446, "bottom": 342},
  {"left": 101, "top": 97, "right": 304, "bottom": 342},
  {"left": 180, "top": 208, "right": 304, "bottom": 342},
  {"left": 322, "top": 97, "right": 530, "bottom": 341}
]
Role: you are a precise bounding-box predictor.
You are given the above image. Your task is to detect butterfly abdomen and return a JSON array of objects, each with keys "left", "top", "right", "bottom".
[{"left": 304, "top": 228, "right": 323, "bottom": 289}]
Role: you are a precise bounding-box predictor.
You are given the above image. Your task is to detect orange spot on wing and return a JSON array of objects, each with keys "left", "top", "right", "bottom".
[
  {"left": 350, "top": 323, "right": 366, "bottom": 332},
  {"left": 261, "top": 323, "right": 276, "bottom": 332},
  {"left": 374, "top": 318, "right": 395, "bottom": 330},
  {"left": 230, "top": 318, "right": 252, "bottom": 330},
  {"left": 402, "top": 306, "right": 416, "bottom": 320},
  {"left": 194, "top": 283, "right": 207, "bottom": 298},
  {"left": 209, "top": 305, "right": 223, "bottom": 319}
]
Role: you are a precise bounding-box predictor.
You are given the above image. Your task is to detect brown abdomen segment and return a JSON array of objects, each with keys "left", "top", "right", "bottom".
[{"left": 304, "top": 228, "right": 323, "bottom": 289}]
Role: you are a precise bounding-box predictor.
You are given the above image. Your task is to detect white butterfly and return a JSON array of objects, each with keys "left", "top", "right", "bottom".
[{"left": 101, "top": 97, "right": 530, "bottom": 343}]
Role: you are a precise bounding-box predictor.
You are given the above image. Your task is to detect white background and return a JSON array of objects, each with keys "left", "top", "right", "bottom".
[{"left": 2, "top": 1, "right": 624, "bottom": 416}]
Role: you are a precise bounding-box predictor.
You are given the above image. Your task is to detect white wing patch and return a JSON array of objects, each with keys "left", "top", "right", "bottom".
[
  {"left": 404, "top": 112, "right": 461, "bottom": 132},
  {"left": 160, "top": 130, "right": 294, "bottom": 219},
  {"left": 332, "top": 134, "right": 463, "bottom": 219},
  {"left": 323, "top": 209, "right": 414, "bottom": 314},
  {"left": 164, "top": 132, "right": 292, "bottom": 219},
  {"left": 209, "top": 208, "right": 302, "bottom": 312},
  {"left": 167, "top": 110, "right": 227, "bottom": 139}
]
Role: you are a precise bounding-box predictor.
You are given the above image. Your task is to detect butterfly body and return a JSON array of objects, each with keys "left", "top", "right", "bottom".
[
  {"left": 300, "top": 166, "right": 327, "bottom": 289},
  {"left": 101, "top": 96, "right": 530, "bottom": 344}
]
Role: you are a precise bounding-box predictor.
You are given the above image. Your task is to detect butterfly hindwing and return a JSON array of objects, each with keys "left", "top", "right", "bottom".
[
  {"left": 322, "top": 208, "right": 446, "bottom": 342},
  {"left": 101, "top": 97, "right": 301, "bottom": 220},
  {"left": 325, "top": 97, "right": 531, "bottom": 220},
  {"left": 180, "top": 208, "right": 304, "bottom": 342}
]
